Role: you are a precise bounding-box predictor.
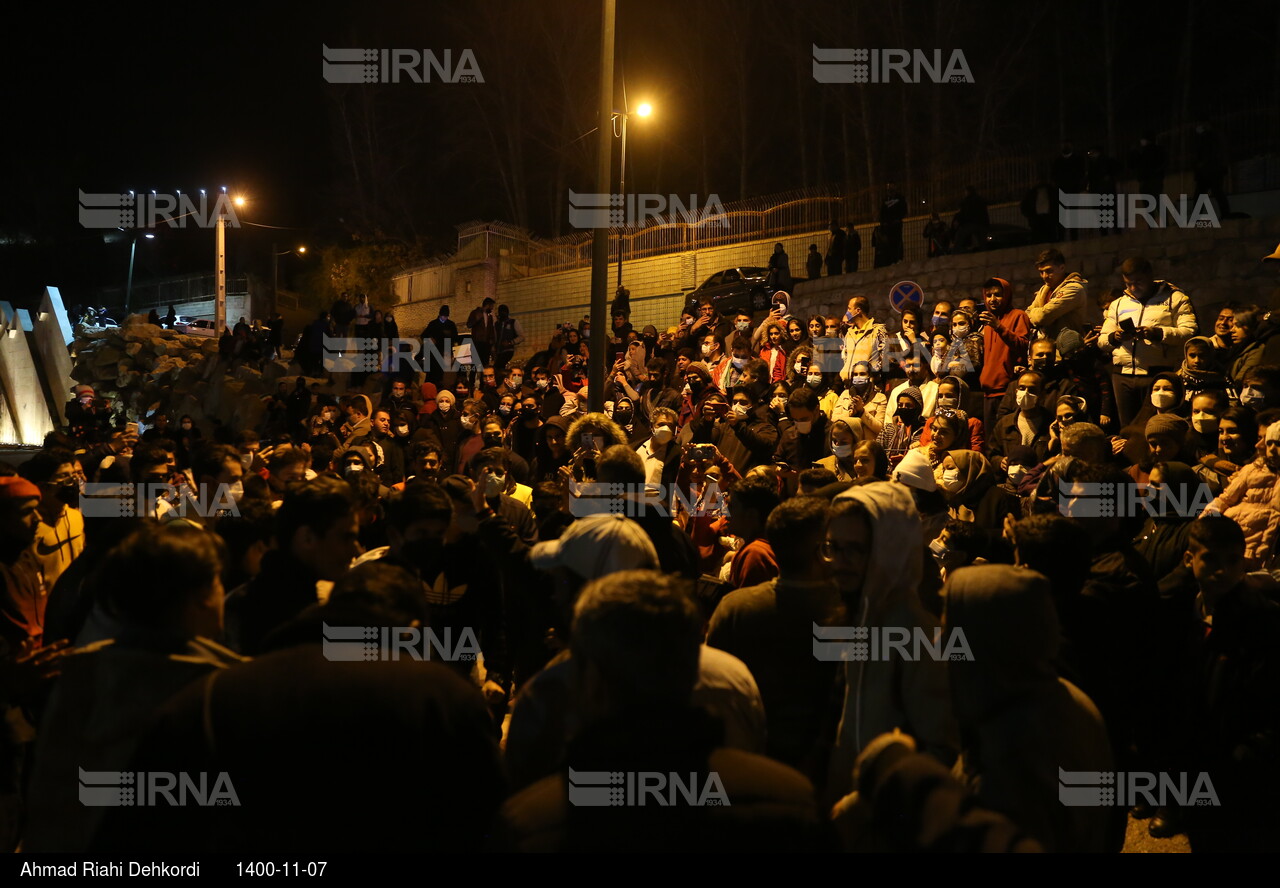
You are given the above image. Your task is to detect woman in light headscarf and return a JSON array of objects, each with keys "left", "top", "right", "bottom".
[{"left": 934, "top": 449, "right": 1018, "bottom": 531}]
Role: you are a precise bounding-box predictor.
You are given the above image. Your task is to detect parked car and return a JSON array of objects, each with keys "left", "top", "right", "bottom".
[
  {"left": 683, "top": 267, "right": 785, "bottom": 314},
  {"left": 173, "top": 316, "right": 217, "bottom": 337}
]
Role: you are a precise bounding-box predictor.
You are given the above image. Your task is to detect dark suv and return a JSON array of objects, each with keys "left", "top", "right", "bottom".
[{"left": 684, "top": 267, "right": 784, "bottom": 314}]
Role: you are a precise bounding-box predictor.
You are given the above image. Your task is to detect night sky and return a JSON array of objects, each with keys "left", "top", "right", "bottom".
[{"left": 2, "top": 0, "right": 1272, "bottom": 310}]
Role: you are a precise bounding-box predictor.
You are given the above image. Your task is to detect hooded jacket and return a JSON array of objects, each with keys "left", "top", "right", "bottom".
[
  {"left": 945, "top": 565, "right": 1119, "bottom": 852},
  {"left": 1027, "top": 271, "right": 1088, "bottom": 340},
  {"left": 978, "top": 279, "right": 1032, "bottom": 401},
  {"left": 1206, "top": 456, "right": 1280, "bottom": 571},
  {"left": 1100, "top": 280, "right": 1197, "bottom": 375},
  {"left": 825, "top": 482, "right": 958, "bottom": 801}
]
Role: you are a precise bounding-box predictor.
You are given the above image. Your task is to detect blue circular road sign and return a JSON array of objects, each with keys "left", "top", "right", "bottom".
[{"left": 889, "top": 281, "right": 924, "bottom": 313}]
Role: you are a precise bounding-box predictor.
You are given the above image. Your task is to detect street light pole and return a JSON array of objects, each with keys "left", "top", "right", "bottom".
[
  {"left": 617, "top": 111, "right": 627, "bottom": 291},
  {"left": 588, "top": 0, "right": 616, "bottom": 413},
  {"left": 126, "top": 235, "right": 137, "bottom": 318},
  {"left": 215, "top": 213, "right": 226, "bottom": 335}
]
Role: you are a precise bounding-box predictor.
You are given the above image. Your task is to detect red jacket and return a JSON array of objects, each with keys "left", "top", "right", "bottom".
[{"left": 979, "top": 283, "right": 1031, "bottom": 397}]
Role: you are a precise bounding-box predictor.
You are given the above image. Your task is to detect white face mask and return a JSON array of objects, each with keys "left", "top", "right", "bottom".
[
  {"left": 736, "top": 320, "right": 750, "bottom": 331},
  {"left": 1016, "top": 390, "right": 1038, "bottom": 410},
  {"left": 1241, "top": 386, "right": 1265, "bottom": 407},
  {"left": 731, "top": 403, "right": 748, "bottom": 417},
  {"left": 1151, "top": 390, "right": 1176, "bottom": 409},
  {"left": 850, "top": 374, "right": 870, "bottom": 389},
  {"left": 953, "top": 324, "right": 969, "bottom": 337},
  {"left": 438, "top": 402, "right": 452, "bottom": 413},
  {"left": 1007, "top": 465, "right": 1028, "bottom": 484},
  {"left": 396, "top": 425, "right": 409, "bottom": 435},
  {"left": 652, "top": 426, "right": 674, "bottom": 445},
  {"left": 701, "top": 343, "right": 714, "bottom": 357},
  {"left": 484, "top": 473, "right": 506, "bottom": 497},
  {"left": 794, "top": 362, "right": 806, "bottom": 374},
  {"left": 832, "top": 443, "right": 853, "bottom": 458},
  {"left": 936, "top": 394, "right": 958, "bottom": 409},
  {"left": 770, "top": 396, "right": 787, "bottom": 412},
  {"left": 1191, "top": 412, "right": 1219, "bottom": 435},
  {"left": 536, "top": 378, "right": 549, "bottom": 389},
  {"left": 806, "top": 374, "right": 823, "bottom": 387},
  {"left": 461, "top": 415, "right": 477, "bottom": 430},
  {"left": 794, "top": 419, "right": 813, "bottom": 434},
  {"left": 510, "top": 377, "right": 523, "bottom": 388},
  {"left": 731, "top": 357, "right": 746, "bottom": 369},
  {"left": 499, "top": 405, "right": 512, "bottom": 415},
  {"left": 682, "top": 384, "right": 692, "bottom": 397},
  {"left": 226, "top": 480, "right": 244, "bottom": 502},
  {"left": 937, "top": 467, "right": 962, "bottom": 492}
]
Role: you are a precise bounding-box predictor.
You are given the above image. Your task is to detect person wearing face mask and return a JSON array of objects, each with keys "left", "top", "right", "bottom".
[
  {"left": 495, "top": 395, "right": 518, "bottom": 429},
  {"left": 637, "top": 407, "right": 681, "bottom": 487},
  {"left": 609, "top": 396, "right": 646, "bottom": 447},
  {"left": 933, "top": 450, "right": 1016, "bottom": 530},
  {"left": 766, "top": 382, "right": 791, "bottom": 421},
  {"left": 996, "top": 339, "right": 1076, "bottom": 425},
  {"left": 20, "top": 449, "right": 86, "bottom": 590},
  {"left": 1237, "top": 365, "right": 1279, "bottom": 413},
  {"left": 426, "top": 390, "right": 461, "bottom": 464},
  {"left": 678, "top": 364, "right": 716, "bottom": 427},
  {"left": 776, "top": 386, "right": 831, "bottom": 468},
  {"left": 1115, "top": 372, "right": 1188, "bottom": 467},
  {"left": 175, "top": 414, "right": 203, "bottom": 468},
  {"left": 990, "top": 372, "right": 1052, "bottom": 472},
  {"left": 1185, "top": 391, "right": 1225, "bottom": 461},
  {"left": 835, "top": 360, "right": 888, "bottom": 439},
  {"left": 803, "top": 365, "right": 838, "bottom": 416},
  {"left": 468, "top": 444, "right": 533, "bottom": 509},
  {"left": 816, "top": 420, "right": 860, "bottom": 482},
  {"left": 884, "top": 357, "right": 938, "bottom": 429},
  {"left": 926, "top": 520, "right": 982, "bottom": 584},
  {"left": 945, "top": 309, "right": 984, "bottom": 386},
  {"left": 712, "top": 335, "right": 753, "bottom": 391},
  {"left": 721, "top": 386, "right": 779, "bottom": 472},
  {"left": 875, "top": 387, "right": 925, "bottom": 470},
  {"left": 839, "top": 296, "right": 888, "bottom": 379}
]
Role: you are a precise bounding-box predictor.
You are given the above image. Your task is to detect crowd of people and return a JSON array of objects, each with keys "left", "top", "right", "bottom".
[{"left": 1, "top": 241, "right": 1278, "bottom": 854}]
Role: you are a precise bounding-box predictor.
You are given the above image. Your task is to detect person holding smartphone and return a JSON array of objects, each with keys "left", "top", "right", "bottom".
[{"left": 1099, "top": 255, "right": 1198, "bottom": 427}]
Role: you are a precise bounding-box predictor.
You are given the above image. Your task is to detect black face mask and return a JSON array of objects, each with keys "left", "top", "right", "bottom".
[
  {"left": 614, "top": 410, "right": 634, "bottom": 425},
  {"left": 898, "top": 408, "right": 921, "bottom": 425},
  {"left": 56, "top": 481, "right": 80, "bottom": 506},
  {"left": 483, "top": 433, "right": 504, "bottom": 448}
]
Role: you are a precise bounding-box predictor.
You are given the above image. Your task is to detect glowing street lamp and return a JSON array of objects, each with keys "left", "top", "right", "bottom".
[{"left": 613, "top": 100, "right": 653, "bottom": 288}]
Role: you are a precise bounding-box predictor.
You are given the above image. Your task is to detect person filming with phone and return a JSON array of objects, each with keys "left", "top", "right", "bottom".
[{"left": 1099, "top": 256, "right": 1197, "bottom": 428}]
